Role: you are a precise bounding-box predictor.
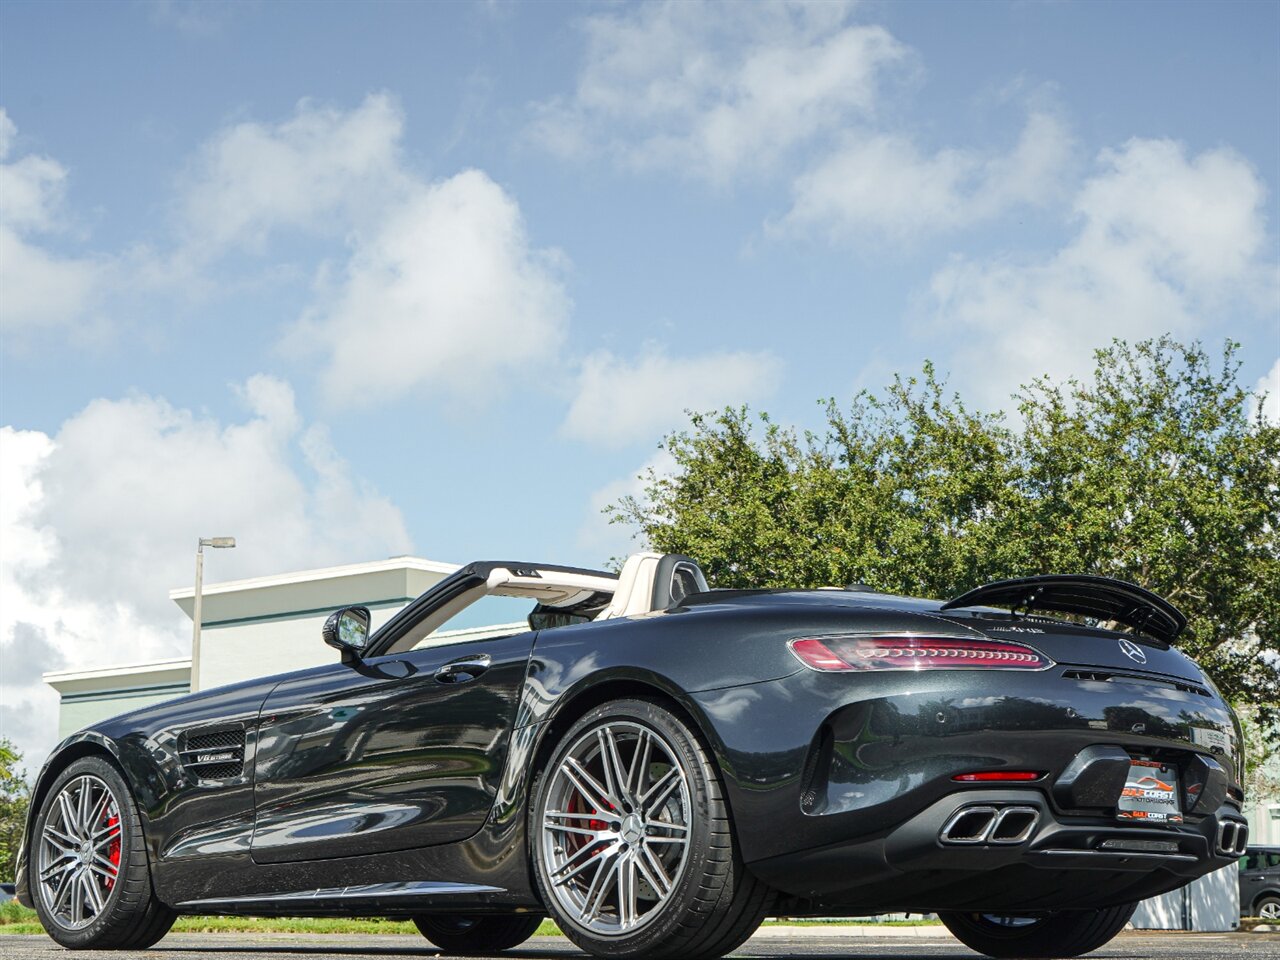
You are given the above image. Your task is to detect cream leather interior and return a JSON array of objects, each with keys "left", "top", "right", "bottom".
[{"left": 597, "top": 552, "right": 708, "bottom": 619}]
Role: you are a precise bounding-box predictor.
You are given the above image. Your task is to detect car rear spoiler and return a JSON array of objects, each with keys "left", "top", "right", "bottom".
[{"left": 940, "top": 575, "right": 1187, "bottom": 645}]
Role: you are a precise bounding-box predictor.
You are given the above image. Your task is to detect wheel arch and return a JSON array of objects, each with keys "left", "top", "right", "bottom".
[
  {"left": 17, "top": 737, "right": 163, "bottom": 911},
  {"left": 29, "top": 733, "right": 133, "bottom": 819},
  {"left": 1253, "top": 889, "right": 1280, "bottom": 915},
  {"left": 527, "top": 672, "right": 729, "bottom": 793},
  {"left": 517, "top": 670, "right": 773, "bottom": 952},
  {"left": 18, "top": 733, "right": 138, "bottom": 907}
]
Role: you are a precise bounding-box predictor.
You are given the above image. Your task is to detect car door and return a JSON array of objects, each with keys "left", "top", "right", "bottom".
[
  {"left": 1240, "top": 850, "right": 1280, "bottom": 914},
  {"left": 1241, "top": 851, "right": 1261, "bottom": 910},
  {"left": 250, "top": 629, "right": 534, "bottom": 863}
]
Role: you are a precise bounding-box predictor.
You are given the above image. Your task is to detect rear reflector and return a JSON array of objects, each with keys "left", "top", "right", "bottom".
[
  {"left": 953, "top": 771, "right": 1044, "bottom": 782},
  {"left": 789, "top": 636, "right": 1052, "bottom": 672}
]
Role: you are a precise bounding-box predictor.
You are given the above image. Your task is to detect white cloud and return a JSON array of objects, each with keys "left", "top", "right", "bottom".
[
  {"left": 2, "top": 96, "right": 411, "bottom": 339},
  {"left": 179, "top": 93, "right": 407, "bottom": 256},
  {"left": 0, "top": 229, "right": 103, "bottom": 335},
  {"left": 285, "top": 169, "right": 571, "bottom": 408},
  {"left": 532, "top": 3, "right": 1071, "bottom": 247},
  {"left": 147, "top": 0, "right": 241, "bottom": 37},
  {"left": 1255, "top": 357, "right": 1280, "bottom": 425},
  {"left": 530, "top": 0, "right": 909, "bottom": 184},
  {"left": 925, "top": 138, "right": 1273, "bottom": 406},
  {"left": 0, "top": 377, "right": 411, "bottom": 767},
  {"left": 576, "top": 448, "right": 678, "bottom": 562},
  {"left": 171, "top": 97, "right": 572, "bottom": 408},
  {"left": 778, "top": 110, "right": 1072, "bottom": 243},
  {"left": 0, "top": 108, "right": 105, "bottom": 334},
  {"left": 3, "top": 97, "right": 574, "bottom": 405},
  {"left": 562, "top": 345, "right": 782, "bottom": 448}
]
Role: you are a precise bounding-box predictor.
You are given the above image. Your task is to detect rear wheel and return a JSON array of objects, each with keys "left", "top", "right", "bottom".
[
  {"left": 412, "top": 915, "right": 542, "bottom": 954},
  {"left": 31, "top": 755, "right": 175, "bottom": 949},
  {"left": 939, "top": 903, "right": 1137, "bottom": 958},
  {"left": 530, "top": 698, "right": 773, "bottom": 959}
]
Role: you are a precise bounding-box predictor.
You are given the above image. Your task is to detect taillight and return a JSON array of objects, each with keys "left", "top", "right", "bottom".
[{"left": 789, "top": 635, "right": 1052, "bottom": 672}]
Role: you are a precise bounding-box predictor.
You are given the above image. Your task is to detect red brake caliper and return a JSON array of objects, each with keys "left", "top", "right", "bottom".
[
  {"left": 568, "top": 791, "right": 612, "bottom": 858},
  {"left": 103, "top": 814, "right": 121, "bottom": 890}
]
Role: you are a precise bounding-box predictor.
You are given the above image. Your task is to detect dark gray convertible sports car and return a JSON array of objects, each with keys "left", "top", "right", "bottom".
[{"left": 17, "top": 552, "right": 1247, "bottom": 958}]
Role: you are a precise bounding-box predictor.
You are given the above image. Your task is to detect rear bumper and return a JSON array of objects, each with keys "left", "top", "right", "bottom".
[
  {"left": 689, "top": 664, "right": 1243, "bottom": 869},
  {"left": 751, "top": 787, "right": 1247, "bottom": 912}
]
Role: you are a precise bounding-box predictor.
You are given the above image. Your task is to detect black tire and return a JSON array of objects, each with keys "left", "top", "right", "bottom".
[
  {"left": 1254, "top": 895, "right": 1280, "bottom": 921},
  {"left": 939, "top": 903, "right": 1137, "bottom": 959},
  {"left": 412, "top": 914, "right": 543, "bottom": 954},
  {"left": 30, "top": 755, "right": 176, "bottom": 949},
  {"left": 530, "top": 698, "right": 774, "bottom": 960}
]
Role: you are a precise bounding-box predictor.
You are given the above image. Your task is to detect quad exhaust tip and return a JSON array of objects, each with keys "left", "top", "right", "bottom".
[
  {"left": 1217, "top": 820, "right": 1248, "bottom": 856},
  {"left": 940, "top": 805, "right": 1040, "bottom": 845}
]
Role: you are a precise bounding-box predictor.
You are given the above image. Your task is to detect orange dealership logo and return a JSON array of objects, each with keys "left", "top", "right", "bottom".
[{"left": 1122, "top": 775, "right": 1175, "bottom": 797}]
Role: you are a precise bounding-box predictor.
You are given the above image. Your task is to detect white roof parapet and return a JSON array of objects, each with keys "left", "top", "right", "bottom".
[
  {"left": 44, "top": 658, "right": 192, "bottom": 694},
  {"left": 169, "top": 555, "right": 458, "bottom": 600}
]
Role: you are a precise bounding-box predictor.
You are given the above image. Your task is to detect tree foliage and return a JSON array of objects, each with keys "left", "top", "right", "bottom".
[
  {"left": 612, "top": 337, "right": 1280, "bottom": 723},
  {"left": 0, "top": 738, "right": 31, "bottom": 884}
]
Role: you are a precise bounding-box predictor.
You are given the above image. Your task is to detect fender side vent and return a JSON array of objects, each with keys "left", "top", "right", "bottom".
[{"left": 180, "top": 727, "right": 245, "bottom": 780}]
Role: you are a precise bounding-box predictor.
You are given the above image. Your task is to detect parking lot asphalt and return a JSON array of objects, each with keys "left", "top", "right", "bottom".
[{"left": 2, "top": 929, "right": 1278, "bottom": 959}]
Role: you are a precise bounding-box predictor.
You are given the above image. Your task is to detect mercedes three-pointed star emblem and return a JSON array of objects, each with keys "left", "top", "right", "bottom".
[{"left": 1118, "top": 638, "right": 1147, "bottom": 664}]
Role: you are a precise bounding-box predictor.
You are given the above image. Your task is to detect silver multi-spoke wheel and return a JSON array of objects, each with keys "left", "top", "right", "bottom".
[
  {"left": 540, "top": 720, "right": 691, "bottom": 936},
  {"left": 1260, "top": 900, "right": 1280, "bottom": 920},
  {"left": 37, "top": 774, "right": 122, "bottom": 930}
]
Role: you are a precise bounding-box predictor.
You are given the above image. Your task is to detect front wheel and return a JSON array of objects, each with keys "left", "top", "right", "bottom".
[
  {"left": 530, "top": 698, "right": 773, "bottom": 959},
  {"left": 939, "top": 903, "right": 1137, "bottom": 959},
  {"left": 31, "top": 755, "right": 176, "bottom": 949},
  {"left": 412, "top": 915, "right": 543, "bottom": 954},
  {"left": 1255, "top": 896, "right": 1280, "bottom": 921}
]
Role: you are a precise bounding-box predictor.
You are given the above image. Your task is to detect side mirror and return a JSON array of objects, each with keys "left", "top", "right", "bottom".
[{"left": 323, "top": 606, "right": 371, "bottom": 664}]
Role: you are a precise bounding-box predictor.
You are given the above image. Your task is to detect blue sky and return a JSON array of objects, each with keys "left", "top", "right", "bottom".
[{"left": 1, "top": 1, "right": 1278, "bottom": 761}]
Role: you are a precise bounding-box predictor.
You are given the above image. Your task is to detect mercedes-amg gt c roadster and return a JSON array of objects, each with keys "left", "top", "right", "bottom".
[{"left": 17, "top": 553, "right": 1247, "bottom": 958}]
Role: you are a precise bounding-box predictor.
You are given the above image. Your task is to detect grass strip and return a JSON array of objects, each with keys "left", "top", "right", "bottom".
[{"left": 1, "top": 899, "right": 939, "bottom": 936}]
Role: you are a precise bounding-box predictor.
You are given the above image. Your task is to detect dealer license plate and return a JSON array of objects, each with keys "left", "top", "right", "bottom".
[{"left": 1116, "top": 758, "right": 1183, "bottom": 824}]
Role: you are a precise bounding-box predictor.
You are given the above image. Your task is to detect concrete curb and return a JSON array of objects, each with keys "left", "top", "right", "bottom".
[{"left": 750, "top": 925, "right": 952, "bottom": 939}]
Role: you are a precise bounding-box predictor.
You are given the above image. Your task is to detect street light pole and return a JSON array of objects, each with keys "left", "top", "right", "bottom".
[{"left": 192, "top": 537, "right": 235, "bottom": 693}]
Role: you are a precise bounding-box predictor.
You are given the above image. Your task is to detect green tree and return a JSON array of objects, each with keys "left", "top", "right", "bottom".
[
  {"left": 612, "top": 337, "right": 1280, "bottom": 724},
  {"left": 0, "top": 739, "right": 31, "bottom": 884},
  {"left": 1238, "top": 708, "right": 1280, "bottom": 803}
]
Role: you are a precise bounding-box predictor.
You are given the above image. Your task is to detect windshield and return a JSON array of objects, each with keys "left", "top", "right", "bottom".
[{"left": 413, "top": 594, "right": 535, "bottom": 649}]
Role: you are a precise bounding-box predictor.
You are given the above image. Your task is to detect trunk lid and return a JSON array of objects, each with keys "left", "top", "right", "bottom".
[
  {"left": 937, "top": 574, "right": 1203, "bottom": 683},
  {"left": 935, "top": 610, "right": 1207, "bottom": 685}
]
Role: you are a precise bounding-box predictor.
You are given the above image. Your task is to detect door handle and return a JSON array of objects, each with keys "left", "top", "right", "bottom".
[{"left": 435, "top": 654, "right": 491, "bottom": 684}]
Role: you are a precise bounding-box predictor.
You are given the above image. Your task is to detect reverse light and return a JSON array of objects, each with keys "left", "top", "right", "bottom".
[
  {"left": 788, "top": 635, "right": 1052, "bottom": 672},
  {"left": 952, "top": 771, "right": 1045, "bottom": 782}
]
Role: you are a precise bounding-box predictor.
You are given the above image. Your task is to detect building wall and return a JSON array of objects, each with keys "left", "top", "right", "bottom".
[
  {"left": 45, "top": 659, "right": 193, "bottom": 746},
  {"left": 47, "top": 558, "right": 455, "bottom": 743},
  {"left": 57, "top": 682, "right": 191, "bottom": 741},
  {"left": 199, "top": 603, "right": 405, "bottom": 691},
  {"left": 171, "top": 557, "right": 455, "bottom": 691},
  {"left": 1131, "top": 865, "right": 1239, "bottom": 931},
  {"left": 1247, "top": 801, "right": 1280, "bottom": 845}
]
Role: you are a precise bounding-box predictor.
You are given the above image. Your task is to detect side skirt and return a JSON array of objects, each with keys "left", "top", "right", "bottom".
[{"left": 176, "top": 881, "right": 508, "bottom": 916}]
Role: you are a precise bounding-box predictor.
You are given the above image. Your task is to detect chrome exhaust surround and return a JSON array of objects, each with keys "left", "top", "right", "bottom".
[
  {"left": 939, "top": 805, "right": 1041, "bottom": 845},
  {"left": 1217, "top": 820, "right": 1248, "bottom": 856}
]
